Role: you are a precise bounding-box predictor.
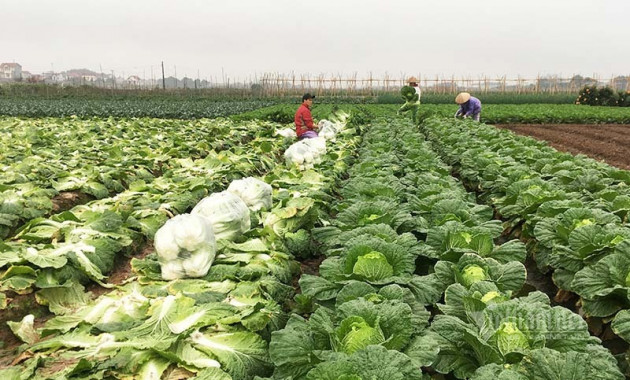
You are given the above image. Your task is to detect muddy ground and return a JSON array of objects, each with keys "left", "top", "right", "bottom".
[{"left": 497, "top": 124, "right": 630, "bottom": 170}]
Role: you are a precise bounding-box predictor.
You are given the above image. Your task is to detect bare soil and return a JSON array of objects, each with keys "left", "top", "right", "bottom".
[
  {"left": 496, "top": 124, "right": 630, "bottom": 170},
  {"left": 51, "top": 191, "right": 94, "bottom": 213},
  {"left": 292, "top": 255, "right": 325, "bottom": 293}
]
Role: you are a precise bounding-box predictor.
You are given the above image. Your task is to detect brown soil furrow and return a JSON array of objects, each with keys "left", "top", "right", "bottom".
[
  {"left": 541, "top": 125, "right": 630, "bottom": 145},
  {"left": 501, "top": 124, "right": 630, "bottom": 145},
  {"left": 496, "top": 124, "right": 630, "bottom": 170}
]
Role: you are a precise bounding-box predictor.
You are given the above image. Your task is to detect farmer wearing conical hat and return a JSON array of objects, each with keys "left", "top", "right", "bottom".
[
  {"left": 407, "top": 76, "right": 422, "bottom": 99},
  {"left": 454, "top": 92, "right": 482, "bottom": 122},
  {"left": 398, "top": 76, "right": 422, "bottom": 123}
]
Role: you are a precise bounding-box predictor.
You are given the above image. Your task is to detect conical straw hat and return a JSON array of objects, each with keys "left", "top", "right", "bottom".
[
  {"left": 455, "top": 92, "right": 471, "bottom": 104},
  {"left": 407, "top": 76, "right": 418, "bottom": 83}
]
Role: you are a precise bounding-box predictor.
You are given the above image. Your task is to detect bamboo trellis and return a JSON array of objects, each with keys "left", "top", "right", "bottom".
[
  {"left": 13, "top": 72, "right": 628, "bottom": 95},
  {"left": 256, "top": 73, "right": 630, "bottom": 97}
]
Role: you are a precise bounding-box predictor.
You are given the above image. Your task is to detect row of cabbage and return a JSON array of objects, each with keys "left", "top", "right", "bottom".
[
  {"left": 421, "top": 117, "right": 630, "bottom": 370},
  {"left": 0, "top": 117, "right": 265, "bottom": 240},
  {"left": 0, "top": 110, "right": 362, "bottom": 379},
  {"left": 258, "top": 116, "right": 625, "bottom": 379},
  {"left": 0, "top": 98, "right": 277, "bottom": 119},
  {"left": 0, "top": 117, "right": 292, "bottom": 313},
  {"left": 414, "top": 104, "right": 630, "bottom": 124},
  {"left": 235, "top": 103, "right": 630, "bottom": 125}
]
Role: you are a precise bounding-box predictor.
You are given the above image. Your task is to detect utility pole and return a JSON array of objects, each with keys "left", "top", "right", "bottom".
[
  {"left": 161, "top": 61, "right": 166, "bottom": 90},
  {"left": 100, "top": 64, "right": 104, "bottom": 88},
  {"left": 111, "top": 70, "right": 116, "bottom": 92},
  {"left": 174, "top": 65, "right": 177, "bottom": 88}
]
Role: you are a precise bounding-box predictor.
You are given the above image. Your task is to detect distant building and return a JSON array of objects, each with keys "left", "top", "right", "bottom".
[
  {"left": 82, "top": 75, "right": 98, "bottom": 82},
  {"left": 52, "top": 73, "right": 67, "bottom": 82},
  {"left": 126, "top": 75, "right": 141, "bottom": 86},
  {"left": 1, "top": 62, "right": 22, "bottom": 80}
]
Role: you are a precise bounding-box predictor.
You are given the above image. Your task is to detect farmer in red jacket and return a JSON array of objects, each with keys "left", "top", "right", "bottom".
[{"left": 294, "top": 93, "right": 318, "bottom": 139}]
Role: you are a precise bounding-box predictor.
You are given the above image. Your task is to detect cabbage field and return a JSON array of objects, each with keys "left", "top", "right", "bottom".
[{"left": 3, "top": 102, "right": 630, "bottom": 379}]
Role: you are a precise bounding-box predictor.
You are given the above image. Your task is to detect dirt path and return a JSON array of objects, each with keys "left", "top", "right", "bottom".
[{"left": 497, "top": 124, "right": 630, "bottom": 170}]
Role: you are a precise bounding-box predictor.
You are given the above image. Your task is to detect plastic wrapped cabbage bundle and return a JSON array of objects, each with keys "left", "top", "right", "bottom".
[
  {"left": 302, "top": 136, "right": 327, "bottom": 156},
  {"left": 227, "top": 177, "right": 273, "bottom": 212},
  {"left": 284, "top": 141, "right": 313, "bottom": 170},
  {"left": 154, "top": 213, "right": 216, "bottom": 280},
  {"left": 284, "top": 136, "right": 328, "bottom": 170},
  {"left": 275, "top": 128, "right": 297, "bottom": 139},
  {"left": 317, "top": 120, "right": 337, "bottom": 141},
  {"left": 192, "top": 191, "right": 251, "bottom": 241},
  {"left": 317, "top": 119, "right": 334, "bottom": 130}
]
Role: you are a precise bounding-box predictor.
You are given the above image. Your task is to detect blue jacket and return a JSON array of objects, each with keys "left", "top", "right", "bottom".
[{"left": 457, "top": 96, "right": 482, "bottom": 116}]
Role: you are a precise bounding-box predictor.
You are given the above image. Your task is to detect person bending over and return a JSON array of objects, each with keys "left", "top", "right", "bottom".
[{"left": 454, "top": 92, "right": 482, "bottom": 122}]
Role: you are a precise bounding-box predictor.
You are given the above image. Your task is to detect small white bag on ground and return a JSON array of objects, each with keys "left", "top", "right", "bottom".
[
  {"left": 154, "top": 213, "right": 216, "bottom": 280},
  {"left": 317, "top": 120, "right": 334, "bottom": 130},
  {"left": 275, "top": 128, "right": 297, "bottom": 139},
  {"left": 192, "top": 191, "right": 251, "bottom": 241},
  {"left": 317, "top": 120, "right": 338, "bottom": 141},
  {"left": 227, "top": 177, "right": 273, "bottom": 212}
]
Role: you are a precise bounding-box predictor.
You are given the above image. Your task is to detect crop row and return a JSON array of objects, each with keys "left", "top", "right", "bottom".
[
  {"left": 258, "top": 116, "right": 625, "bottom": 379},
  {"left": 0, "top": 118, "right": 292, "bottom": 310},
  {"left": 414, "top": 104, "right": 630, "bottom": 124},
  {"left": 0, "top": 99, "right": 276, "bottom": 119},
  {"left": 0, "top": 117, "right": 265, "bottom": 239},
  {"left": 5, "top": 99, "right": 627, "bottom": 124},
  {"left": 0, "top": 109, "right": 363, "bottom": 378},
  {"left": 421, "top": 116, "right": 630, "bottom": 373},
  {"left": 235, "top": 103, "right": 630, "bottom": 125}
]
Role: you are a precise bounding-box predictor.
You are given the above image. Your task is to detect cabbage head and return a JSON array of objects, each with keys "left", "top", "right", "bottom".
[
  {"left": 284, "top": 229, "right": 316, "bottom": 259},
  {"left": 461, "top": 264, "right": 488, "bottom": 287},
  {"left": 574, "top": 218, "right": 594, "bottom": 229},
  {"left": 352, "top": 251, "right": 394, "bottom": 282},
  {"left": 337, "top": 316, "right": 385, "bottom": 354},
  {"left": 400, "top": 86, "right": 417, "bottom": 102},
  {"left": 480, "top": 291, "right": 505, "bottom": 304},
  {"left": 495, "top": 322, "right": 530, "bottom": 356}
]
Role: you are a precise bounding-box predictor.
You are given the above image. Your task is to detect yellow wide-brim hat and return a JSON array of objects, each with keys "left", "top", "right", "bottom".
[
  {"left": 455, "top": 92, "right": 471, "bottom": 104},
  {"left": 407, "top": 76, "right": 418, "bottom": 83}
]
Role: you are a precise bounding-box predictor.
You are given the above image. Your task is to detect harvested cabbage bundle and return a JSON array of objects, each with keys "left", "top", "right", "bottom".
[
  {"left": 398, "top": 85, "right": 420, "bottom": 123},
  {"left": 284, "top": 139, "right": 326, "bottom": 170},
  {"left": 318, "top": 120, "right": 338, "bottom": 141},
  {"left": 227, "top": 177, "right": 273, "bottom": 212},
  {"left": 154, "top": 213, "right": 216, "bottom": 280},
  {"left": 400, "top": 85, "right": 418, "bottom": 102},
  {"left": 192, "top": 191, "right": 251, "bottom": 241},
  {"left": 302, "top": 137, "right": 327, "bottom": 156},
  {"left": 275, "top": 128, "right": 297, "bottom": 139}
]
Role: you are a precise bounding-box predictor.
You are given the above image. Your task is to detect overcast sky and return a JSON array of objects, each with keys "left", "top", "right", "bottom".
[{"left": 2, "top": 0, "right": 629, "bottom": 81}]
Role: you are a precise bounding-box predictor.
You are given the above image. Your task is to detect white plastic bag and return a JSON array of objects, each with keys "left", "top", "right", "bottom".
[
  {"left": 154, "top": 214, "right": 216, "bottom": 280},
  {"left": 227, "top": 177, "right": 273, "bottom": 212},
  {"left": 275, "top": 128, "right": 297, "bottom": 139},
  {"left": 192, "top": 191, "right": 251, "bottom": 241},
  {"left": 302, "top": 137, "right": 327, "bottom": 155}
]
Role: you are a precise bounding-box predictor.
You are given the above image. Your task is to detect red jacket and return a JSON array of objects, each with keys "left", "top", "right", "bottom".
[{"left": 294, "top": 104, "right": 314, "bottom": 137}]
